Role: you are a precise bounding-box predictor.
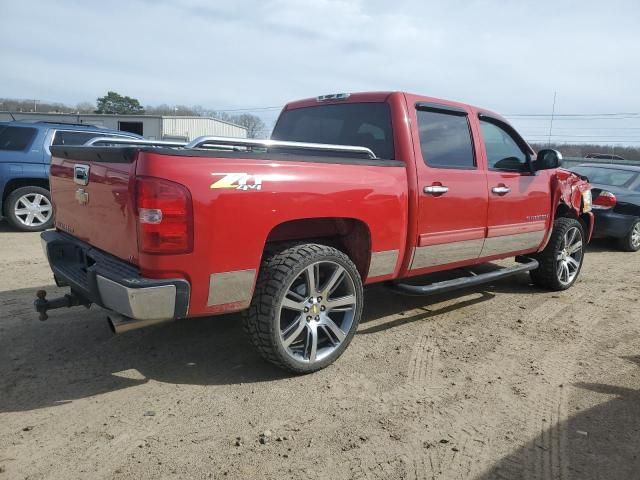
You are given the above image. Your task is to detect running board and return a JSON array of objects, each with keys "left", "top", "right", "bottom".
[{"left": 390, "top": 258, "right": 539, "bottom": 296}]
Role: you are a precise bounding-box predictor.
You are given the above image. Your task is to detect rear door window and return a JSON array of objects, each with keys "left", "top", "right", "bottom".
[
  {"left": 0, "top": 126, "right": 37, "bottom": 151},
  {"left": 416, "top": 109, "right": 475, "bottom": 169},
  {"left": 52, "top": 130, "right": 102, "bottom": 146}
]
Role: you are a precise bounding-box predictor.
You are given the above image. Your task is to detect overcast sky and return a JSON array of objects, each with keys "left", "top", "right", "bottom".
[{"left": 2, "top": 0, "right": 640, "bottom": 143}]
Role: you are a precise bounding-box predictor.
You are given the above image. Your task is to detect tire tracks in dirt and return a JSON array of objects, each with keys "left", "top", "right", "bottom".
[
  {"left": 484, "top": 285, "right": 626, "bottom": 480},
  {"left": 399, "top": 280, "right": 627, "bottom": 480}
]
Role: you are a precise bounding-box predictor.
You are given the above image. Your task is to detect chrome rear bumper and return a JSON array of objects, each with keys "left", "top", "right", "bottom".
[{"left": 40, "top": 230, "right": 189, "bottom": 322}]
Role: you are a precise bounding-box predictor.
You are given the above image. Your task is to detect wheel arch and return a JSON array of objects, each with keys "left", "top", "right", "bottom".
[
  {"left": 263, "top": 217, "right": 372, "bottom": 279},
  {"left": 554, "top": 201, "right": 592, "bottom": 239},
  {"left": 539, "top": 199, "right": 592, "bottom": 251},
  {"left": 2, "top": 177, "right": 50, "bottom": 204}
]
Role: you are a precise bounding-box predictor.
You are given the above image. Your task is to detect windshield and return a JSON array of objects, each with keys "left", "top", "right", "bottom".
[
  {"left": 272, "top": 102, "right": 395, "bottom": 159},
  {"left": 572, "top": 166, "right": 638, "bottom": 188}
]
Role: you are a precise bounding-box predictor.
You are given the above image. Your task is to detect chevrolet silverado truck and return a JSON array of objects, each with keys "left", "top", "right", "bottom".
[{"left": 36, "top": 92, "right": 594, "bottom": 373}]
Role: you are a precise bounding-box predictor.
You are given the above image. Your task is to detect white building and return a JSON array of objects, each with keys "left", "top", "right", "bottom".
[{"left": 0, "top": 112, "right": 247, "bottom": 140}]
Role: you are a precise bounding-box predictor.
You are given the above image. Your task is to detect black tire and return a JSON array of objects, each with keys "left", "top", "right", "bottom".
[
  {"left": 244, "top": 243, "right": 364, "bottom": 373},
  {"left": 617, "top": 219, "right": 640, "bottom": 252},
  {"left": 530, "top": 217, "right": 585, "bottom": 291},
  {"left": 4, "top": 186, "right": 54, "bottom": 232}
]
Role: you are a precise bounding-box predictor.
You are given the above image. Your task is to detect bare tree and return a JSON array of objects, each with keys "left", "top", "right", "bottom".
[
  {"left": 75, "top": 102, "right": 95, "bottom": 113},
  {"left": 145, "top": 104, "right": 201, "bottom": 116},
  {"left": 1, "top": 98, "right": 72, "bottom": 113},
  {"left": 211, "top": 112, "right": 267, "bottom": 138}
]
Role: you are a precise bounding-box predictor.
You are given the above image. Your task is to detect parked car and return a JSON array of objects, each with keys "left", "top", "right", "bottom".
[
  {"left": 570, "top": 163, "right": 640, "bottom": 251},
  {"left": 0, "top": 121, "right": 141, "bottom": 232},
  {"left": 585, "top": 153, "right": 626, "bottom": 161},
  {"left": 36, "top": 92, "right": 593, "bottom": 373}
]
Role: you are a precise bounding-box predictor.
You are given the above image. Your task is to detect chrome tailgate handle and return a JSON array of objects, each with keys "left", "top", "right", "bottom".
[
  {"left": 424, "top": 185, "right": 449, "bottom": 195},
  {"left": 492, "top": 186, "right": 511, "bottom": 195}
]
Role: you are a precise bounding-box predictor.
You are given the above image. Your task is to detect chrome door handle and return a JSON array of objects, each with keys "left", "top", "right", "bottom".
[
  {"left": 492, "top": 186, "right": 511, "bottom": 195},
  {"left": 424, "top": 185, "right": 449, "bottom": 195}
]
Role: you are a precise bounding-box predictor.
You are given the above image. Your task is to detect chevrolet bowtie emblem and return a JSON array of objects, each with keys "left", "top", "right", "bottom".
[{"left": 75, "top": 188, "right": 89, "bottom": 205}]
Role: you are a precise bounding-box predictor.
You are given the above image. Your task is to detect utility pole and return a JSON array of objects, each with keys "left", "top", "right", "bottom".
[
  {"left": 33, "top": 99, "right": 39, "bottom": 112},
  {"left": 547, "top": 91, "right": 557, "bottom": 146}
]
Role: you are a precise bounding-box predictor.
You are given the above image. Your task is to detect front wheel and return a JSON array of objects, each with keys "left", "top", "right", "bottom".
[
  {"left": 244, "top": 244, "right": 364, "bottom": 373},
  {"left": 530, "top": 217, "right": 585, "bottom": 291}
]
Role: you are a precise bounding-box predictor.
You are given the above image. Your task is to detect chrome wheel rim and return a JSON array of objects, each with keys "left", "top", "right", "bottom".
[
  {"left": 277, "top": 260, "right": 357, "bottom": 364},
  {"left": 14, "top": 193, "right": 52, "bottom": 227},
  {"left": 631, "top": 223, "right": 640, "bottom": 249},
  {"left": 556, "top": 226, "right": 583, "bottom": 285}
]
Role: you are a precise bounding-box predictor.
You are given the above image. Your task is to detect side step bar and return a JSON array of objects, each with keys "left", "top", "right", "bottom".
[{"left": 390, "top": 258, "right": 539, "bottom": 296}]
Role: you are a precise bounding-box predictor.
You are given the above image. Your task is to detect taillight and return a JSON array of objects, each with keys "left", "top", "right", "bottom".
[
  {"left": 136, "top": 177, "right": 193, "bottom": 254},
  {"left": 592, "top": 190, "right": 617, "bottom": 210}
]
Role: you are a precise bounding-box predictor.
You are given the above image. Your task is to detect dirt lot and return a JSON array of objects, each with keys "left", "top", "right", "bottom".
[{"left": 1, "top": 222, "right": 639, "bottom": 480}]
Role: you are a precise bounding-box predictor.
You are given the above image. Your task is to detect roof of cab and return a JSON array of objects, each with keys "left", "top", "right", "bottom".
[{"left": 282, "top": 91, "right": 507, "bottom": 122}]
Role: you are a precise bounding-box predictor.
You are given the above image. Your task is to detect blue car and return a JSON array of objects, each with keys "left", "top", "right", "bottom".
[{"left": 0, "top": 121, "right": 140, "bottom": 231}]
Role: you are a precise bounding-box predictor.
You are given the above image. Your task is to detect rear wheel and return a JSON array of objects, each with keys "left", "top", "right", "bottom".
[
  {"left": 530, "top": 217, "right": 585, "bottom": 291},
  {"left": 618, "top": 219, "right": 640, "bottom": 252},
  {"left": 5, "top": 186, "right": 54, "bottom": 232},
  {"left": 244, "top": 243, "right": 363, "bottom": 373}
]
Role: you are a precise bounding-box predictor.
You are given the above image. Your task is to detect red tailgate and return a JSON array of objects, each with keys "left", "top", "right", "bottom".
[{"left": 49, "top": 150, "right": 139, "bottom": 264}]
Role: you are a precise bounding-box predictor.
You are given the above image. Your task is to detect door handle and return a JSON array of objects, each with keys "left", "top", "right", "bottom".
[
  {"left": 424, "top": 185, "right": 449, "bottom": 195},
  {"left": 492, "top": 186, "right": 511, "bottom": 195}
]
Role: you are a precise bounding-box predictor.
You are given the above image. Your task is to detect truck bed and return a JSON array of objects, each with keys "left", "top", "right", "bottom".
[{"left": 49, "top": 145, "right": 409, "bottom": 316}]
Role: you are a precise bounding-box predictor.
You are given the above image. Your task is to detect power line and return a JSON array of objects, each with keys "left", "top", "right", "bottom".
[
  {"left": 212, "top": 106, "right": 283, "bottom": 112},
  {"left": 517, "top": 127, "right": 640, "bottom": 130},
  {"left": 208, "top": 108, "right": 640, "bottom": 117},
  {"left": 522, "top": 134, "right": 640, "bottom": 138},
  {"left": 506, "top": 112, "right": 640, "bottom": 117},
  {"left": 525, "top": 139, "right": 640, "bottom": 144},
  {"left": 508, "top": 116, "right": 640, "bottom": 121}
]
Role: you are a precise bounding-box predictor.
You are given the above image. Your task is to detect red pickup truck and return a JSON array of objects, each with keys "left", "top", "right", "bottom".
[{"left": 37, "top": 92, "right": 593, "bottom": 373}]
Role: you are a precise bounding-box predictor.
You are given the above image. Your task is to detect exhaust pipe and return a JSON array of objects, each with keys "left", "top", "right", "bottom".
[{"left": 107, "top": 313, "right": 174, "bottom": 334}]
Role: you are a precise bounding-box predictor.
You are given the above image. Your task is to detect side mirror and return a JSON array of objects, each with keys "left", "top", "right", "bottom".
[{"left": 535, "top": 149, "right": 563, "bottom": 170}]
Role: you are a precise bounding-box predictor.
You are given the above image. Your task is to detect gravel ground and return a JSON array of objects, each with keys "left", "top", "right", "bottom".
[{"left": 1, "top": 222, "right": 639, "bottom": 479}]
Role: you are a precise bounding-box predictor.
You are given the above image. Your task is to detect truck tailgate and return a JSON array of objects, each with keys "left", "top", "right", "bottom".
[{"left": 49, "top": 147, "right": 138, "bottom": 264}]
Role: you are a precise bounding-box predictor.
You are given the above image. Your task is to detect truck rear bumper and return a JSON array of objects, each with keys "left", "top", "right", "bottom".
[{"left": 41, "top": 230, "right": 190, "bottom": 321}]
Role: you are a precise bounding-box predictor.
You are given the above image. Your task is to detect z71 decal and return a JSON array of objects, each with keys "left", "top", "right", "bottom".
[{"left": 210, "top": 173, "right": 263, "bottom": 191}]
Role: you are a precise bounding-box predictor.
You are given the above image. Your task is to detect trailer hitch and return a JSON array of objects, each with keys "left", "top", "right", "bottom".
[{"left": 34, "top": 290, "right": 91, "bottom": 321}]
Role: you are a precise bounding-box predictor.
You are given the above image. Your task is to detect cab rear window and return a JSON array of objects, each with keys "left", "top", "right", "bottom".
[
  {"left": 0, "top": 126, "right": 37, "bottom": 151},
  {"left": 272, "top": 103, "right": 395, "bottom": 159}
]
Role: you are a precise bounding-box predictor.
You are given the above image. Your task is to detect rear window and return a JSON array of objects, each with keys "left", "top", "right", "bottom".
[
  {"left": 0, "top": 126, "right": 37, "bottom": 151},
  {"left": 52, "top": 130, "right": 102, "bottom": 146},
  {"left": 272, "top": 103, "right": 395, "bottom": 159},
  {"left": 417, "top": 110, "right": 475, "bottom": 169},
  {"left": 571, "top": 166, "right": 638, "bottom": 188}
]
